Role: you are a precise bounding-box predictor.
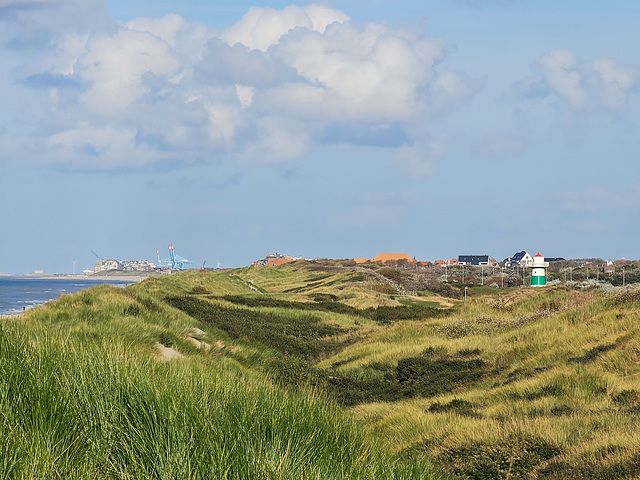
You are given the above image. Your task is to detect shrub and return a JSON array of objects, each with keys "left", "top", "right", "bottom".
[
  {"left": 396, "top": 355, "right": 488, "bottom": 398},
  {"left": 427, "top": 398, "right": 480, "bottom": 417},
  {"left": 191, "top": 285, "right": 211, "bottom": 294},
  {"left": 439, "top": 434, "right": 561, "bottom": 480}
]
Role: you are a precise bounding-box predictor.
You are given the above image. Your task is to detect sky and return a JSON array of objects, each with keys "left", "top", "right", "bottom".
[{"left": 1, "top": 0, "right": 639, "bottom": 274}]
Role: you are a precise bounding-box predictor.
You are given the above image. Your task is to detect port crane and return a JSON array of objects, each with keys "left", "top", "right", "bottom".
[{"left": 155, "top": 244, "right": 193, "bottom": 270}]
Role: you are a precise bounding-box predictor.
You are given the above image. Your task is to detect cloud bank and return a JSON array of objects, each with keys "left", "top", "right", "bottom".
[
  {"left": 518, "top": 50, "right": 639, "bottom": 112},
  {"left": 0, "top": 2, "right": 469, "bottom": 171}
]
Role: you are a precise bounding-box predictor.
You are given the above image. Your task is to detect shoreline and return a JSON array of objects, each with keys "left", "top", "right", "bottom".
[
  {"left": 0, "top": 275, "right": 145, "bottom": 317},
  {"left": 1, "top": 274, "right": 147, "bottom": 282}
]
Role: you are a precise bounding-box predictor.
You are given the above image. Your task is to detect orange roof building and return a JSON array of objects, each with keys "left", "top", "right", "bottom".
[
  {"left": 267, "top": 257, "right": 294, "bottom": 267},
  {"left": 373, "top": 253, "right": 415, "bottom": 265},
  {"left": 354, "top": 258, "right": 372, "bottom": 264}
]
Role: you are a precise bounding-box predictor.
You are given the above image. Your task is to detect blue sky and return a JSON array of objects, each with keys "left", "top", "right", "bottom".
[{"left": 1, "top": 0, "right": 639, "bottom": 274}]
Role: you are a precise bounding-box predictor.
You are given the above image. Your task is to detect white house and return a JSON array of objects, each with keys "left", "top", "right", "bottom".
[{"left": 503, "top": 251, "right": 534, "bottom": 268}]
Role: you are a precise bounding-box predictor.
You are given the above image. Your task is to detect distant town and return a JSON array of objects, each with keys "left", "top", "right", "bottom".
[{"left": 84, "top": 248, "right": 635, "bottom": 284}]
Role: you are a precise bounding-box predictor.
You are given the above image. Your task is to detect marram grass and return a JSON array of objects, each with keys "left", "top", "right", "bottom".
[
  {"left": 0, "top": 277, "right": 443, "bottom": 479},
  {"left": 6, "top": 264, "right": 640, "bottom": 479}
]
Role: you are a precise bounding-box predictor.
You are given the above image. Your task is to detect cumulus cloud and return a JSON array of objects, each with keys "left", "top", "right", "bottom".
[
  {"left": 0, "top": 3, "right": 471, "bottom": 171},
  {"left": 518, "top": 50, "right": 638, "bottom": 112},
  {"left": 220, "top": 4, "right": 349, "bottom": 51}
]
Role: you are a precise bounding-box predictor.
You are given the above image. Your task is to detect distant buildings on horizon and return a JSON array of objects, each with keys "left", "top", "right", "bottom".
[
  {"left": 252, "top": 250, "right": 623, "bottom": 270},
  {"left": 94, "top": 258, "right": 153, "bottom": 273}
]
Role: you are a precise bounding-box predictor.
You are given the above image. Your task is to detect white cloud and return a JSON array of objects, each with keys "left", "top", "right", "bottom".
[
  {"left": 518, "top": 50, "right": 638, "bottom": 112},
  {"left": 584, "top": 57, "right": 637, "bottom": 110},
  {"left": 75, "top": 29, "right": 180, "bottom": 116},
  {"left": 126, "top": 14, "right": 186, "bottom": 47},
  {"left": 220, "top": 4, "right": 349, "bottom": 52},
  {"left": 1, "top": 3, "right": 472, "bottom": 171}
]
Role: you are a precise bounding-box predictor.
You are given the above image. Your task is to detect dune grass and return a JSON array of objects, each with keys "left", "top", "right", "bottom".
[
  {"left": 0, "top": 271, "right": 444, "bottom": 479},
  {"left": 5, "top": 263, "right": 640, "bottom": 479},
  {"left": 331, "top": 285, "right": 640, "bottom": 479}
]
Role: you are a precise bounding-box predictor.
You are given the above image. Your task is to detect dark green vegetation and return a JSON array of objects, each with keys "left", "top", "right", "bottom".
[{"left": 4, "top": 261, "right": 640, "bottom": 479}]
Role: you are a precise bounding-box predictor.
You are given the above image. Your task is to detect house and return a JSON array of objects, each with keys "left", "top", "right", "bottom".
[
  {"left": 353, "top": 258, "right": 372, "bottom": 264},
  {"left": 458, "top": 255, "right": 490, "bottom": 266},
  {"left": 545, "top": 257, "right": 566, "bottom": 263},
  {"left": 605, "top": 260, "right": 616, "bottom": 274},
  {"left": 94, "top": 259, "right": 122, "bottom": 272},
  {"left": 373, "top": 253, "right": 416, "bottom": 266},
  {"left": 435, "top": 258, "right": 458, "bottom": 266},
  {"left": 503, "top": 251, "right": 534, "bottom": 268},
  {"left": 253, "top": 253, "right": 298, "bottom": 267}
]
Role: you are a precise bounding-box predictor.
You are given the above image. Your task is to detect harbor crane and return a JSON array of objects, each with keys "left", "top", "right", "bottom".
[
  {"left": 155, "top": 244, "right": 193, "bottom": 270},
  {"left": 168, "top": 244, "right": 193, "bottom": 270}
]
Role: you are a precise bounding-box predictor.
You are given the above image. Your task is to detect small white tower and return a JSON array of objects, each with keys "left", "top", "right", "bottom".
[{"left": 531, "top": 253, "right": 549, "bottom": 286}]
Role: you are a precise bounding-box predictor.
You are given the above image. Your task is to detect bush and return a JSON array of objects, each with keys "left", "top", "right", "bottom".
[
  {"left": 439, "top": 434, "right": 561, "bottom": 480},
  {"left": 427, "top": 398, "right": 479, "bottom": 417}
]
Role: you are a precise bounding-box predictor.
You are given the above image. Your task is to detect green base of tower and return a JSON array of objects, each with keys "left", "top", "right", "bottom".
[{"left": 531, "top": 276, "right": 546, "bottom": 286}]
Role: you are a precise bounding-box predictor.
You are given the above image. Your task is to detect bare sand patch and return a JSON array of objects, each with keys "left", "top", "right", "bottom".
[
  {"left": 187, "top": 336, "right": 211, "bottom": 351},
  {"left": 155, "top": 342, "right": 184, "bottom": 361},
  {"left": 190, "top": 327, "right": 207, "bottom": 337}
]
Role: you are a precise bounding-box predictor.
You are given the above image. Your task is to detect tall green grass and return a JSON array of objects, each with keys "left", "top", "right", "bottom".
[
  {"left": 0, "top": 277, "right": 444, "bottom": 479},
  {"left": 11, "top": 264, "right": 640, "bottom": 479},
  {"left": 337, "top": 285, "right": 640, "bottom": 479}
]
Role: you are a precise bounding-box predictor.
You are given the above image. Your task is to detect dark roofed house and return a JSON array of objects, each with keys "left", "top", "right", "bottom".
[
  {"left": 458, "top": 255, "right": 490, "bottom": 266},
  {"left": 503, "top": 251, "right": 533, "bottom": 268},
  {"left": 546, "top": 257, "right": 566, "bottom": 263}
]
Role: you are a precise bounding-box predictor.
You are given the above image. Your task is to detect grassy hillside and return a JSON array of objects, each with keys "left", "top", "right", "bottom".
[
  {"left": 3, "top": 261, "right": 640, "bottom": 478},
  {"left": 0, "top": 264, "right": 444, "bottom": 479}
]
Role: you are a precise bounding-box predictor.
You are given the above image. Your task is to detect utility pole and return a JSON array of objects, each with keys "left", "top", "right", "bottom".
[{"left": 481, "top": 265, "right": 484, "bottom": 285}]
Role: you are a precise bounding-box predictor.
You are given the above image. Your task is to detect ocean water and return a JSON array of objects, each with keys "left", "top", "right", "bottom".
[{"left": 0, "top": 277, "right": 136, "bottom": 315}]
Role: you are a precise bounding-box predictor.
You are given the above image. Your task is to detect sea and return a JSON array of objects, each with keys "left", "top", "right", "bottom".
[{"left": 0, "top": 277, "right": 137, "bottom": 316}]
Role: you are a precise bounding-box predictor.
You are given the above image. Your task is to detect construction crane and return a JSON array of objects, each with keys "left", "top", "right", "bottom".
[{"left": 91, "top": 251, "right": 102, "bottom": 260}]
